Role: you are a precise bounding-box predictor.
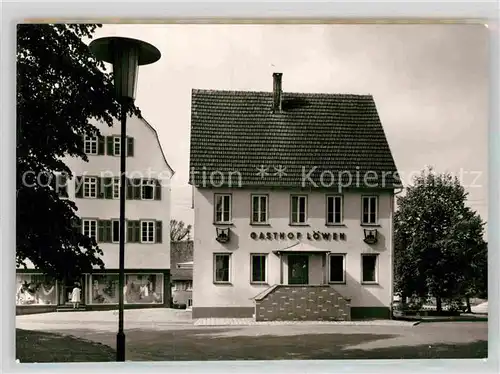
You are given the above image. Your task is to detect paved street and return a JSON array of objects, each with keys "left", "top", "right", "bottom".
[{"left": 16, "top": 309, "right": 488, "bottom": 361}]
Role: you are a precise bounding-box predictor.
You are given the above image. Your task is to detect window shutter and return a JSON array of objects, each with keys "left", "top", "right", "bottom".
[
  {"left": 59, "top": 174, "right": 68, "bottom": 198},
  {"left": 98, "top": 136, "right": 105, "bottom": 155},
  {"left": 154, "top": 179, "right": 162, "bottom": 200},
  {"left": 127, "top": 220, "right": 134, "bottom": 242},
  {"left": 133, "top": 179, "right": 142, "bottom": 199},
  {"left": 155, "top": 221, "right": 162, "bottom": 243},
  {"left": 134, "top": 221, "right": 141, "bottom": 243},
  {"left": 126, "top": 178, "right": 133, "bottom": 199},
  {"left": 97, "top": 220, "right": 105, "bottom": 242},
  {"left": 104, "top": 177, "right": 112, "bottom": 199},
  {"left": 106, "top": 136, "right": 114, "bottom": 155},
  {"left": 127, "top": 137, "right": 134, "bottom": 157},
  {"left": 48, "top": 173, "right": 56, "bottom": 191},
  {"left": 104, "top": 220, "right": 112, "bottom": 242},
  {"left": 72, "top": 217, "right": 82, "bottom": 234},
  {"left": 97, "top": 177, "right": 105, "bottom": 199},
  {"left": 75, "top": 176, "right": 83, "bottom": 198}
]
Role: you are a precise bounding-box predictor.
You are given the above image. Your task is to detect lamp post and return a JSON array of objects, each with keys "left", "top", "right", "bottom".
[{"left": 89, "top": 37, "right": 161, "bottom": 362}]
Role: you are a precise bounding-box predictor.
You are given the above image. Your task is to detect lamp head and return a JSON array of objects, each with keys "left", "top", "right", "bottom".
[{"left": 89, "top": 36, "right": 161, "bottom": 100}]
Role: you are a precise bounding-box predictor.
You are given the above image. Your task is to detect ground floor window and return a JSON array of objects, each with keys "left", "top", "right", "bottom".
[
  {"left": 90, "top": 274, "right": 119, "bottom": 304},
  {"left": 125, "top": 274, "right": 163, "bottom": 304},
  {"left": 329, "top": 254, "right": 346, "bottom": 283},
  {"left": 214, "top": 253, "right": 231, "bottom": 283},
  {"left": 89, "top": 273, "right": 164, "bottom": 304},
  {"left": 361, "top": 254, "right": 378, "bottom": 283},
  {"left": 250, "top": 254, "right": 267, "bottom": 283},
  {"left": 16, "top": 274, "right": 57, "bottom": 305}
]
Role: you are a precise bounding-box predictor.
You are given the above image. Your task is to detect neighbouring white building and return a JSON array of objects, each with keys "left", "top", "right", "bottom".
[
  {"left": 189, "top": 73, "right": 401, "bottom": 321},
  {"left": 16, "top": 113, "right": 174, "bottom": 313}
]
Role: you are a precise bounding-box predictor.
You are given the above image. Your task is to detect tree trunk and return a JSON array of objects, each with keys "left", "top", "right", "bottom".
[
  {"left": 436, "top": 296, "right": 442, "bottom": 313},
  {"left": 466, "top": 297, "right": 472, "bottom": 313}
]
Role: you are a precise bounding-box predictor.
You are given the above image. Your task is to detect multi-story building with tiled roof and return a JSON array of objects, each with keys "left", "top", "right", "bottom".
[
  {"left": 189, "top": 73, "right": 401, "bottom": 321},
  {"left": 16, "top": 114, "right": 174, "bottom": 314}
]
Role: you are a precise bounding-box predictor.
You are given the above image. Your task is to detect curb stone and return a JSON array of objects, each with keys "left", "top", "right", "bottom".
[{"left": 193, "top": 318, "right": 416, "bottom": 327}]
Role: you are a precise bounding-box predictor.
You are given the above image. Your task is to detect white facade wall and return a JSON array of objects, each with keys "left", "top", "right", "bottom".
[
  {"left": 193, "top": 188, "right": 394, "bottom": 310},
  {"left": 63, "top": 115, "right": 173, "bottom": 269}
]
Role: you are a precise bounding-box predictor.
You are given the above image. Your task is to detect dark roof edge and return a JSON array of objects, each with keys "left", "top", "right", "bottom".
[
  {"left": 188, "top": 183, "right": 402, "bottom": 191},
  {"left": 191, "top": 88, "right": 374, "bottom": 98},
  {"left": 370, "top": 96, "right": 401, "bottom": 175}
]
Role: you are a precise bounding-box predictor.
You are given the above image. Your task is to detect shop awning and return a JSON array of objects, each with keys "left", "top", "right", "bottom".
[{"left": 273, "top": 242, "right": 331, "bottom": 255}]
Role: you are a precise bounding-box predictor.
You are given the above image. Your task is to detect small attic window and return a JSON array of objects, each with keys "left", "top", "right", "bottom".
[{"left": 281, "top": 97, "right": 310, "bottom": 111}]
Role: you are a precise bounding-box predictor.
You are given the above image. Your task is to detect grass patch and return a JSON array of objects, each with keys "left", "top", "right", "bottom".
[
  {"left": 344, "top": 341, "right": 487, "bottom": 359},
  {"left": 16, "top": 329, "right": 116, "bottom": 363},
  {"left": 16, "top": 327, "right": 487, "bottom": 362},
  {"left": 121, "top": 329, "right": 488, "bottom": 360}
]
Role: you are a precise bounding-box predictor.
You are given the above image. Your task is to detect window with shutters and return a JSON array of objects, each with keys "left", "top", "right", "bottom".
[
  {"left": 84, "top": 136, "right": 98, "bottom": 155},
  {"left": 328, "top": 254, "right": 346, "bottom": 283},
  {"left": 112, "top": 177, "right": 120, "bottom": 199},
  {"left": 141, "top": 180, "right": 155, "bottom": 200},
  {"left": 251, "top": 195, "right": 268, "bottom": 224},
  {"left": 107, "top": 136, "right": 133, "bottom": 156},
  {"left": 214, "top": 194, "right": 231, "bottom": 223},
  {"left": 326, "top": 195, "right": 343, "bottom": 225},
  {"left": 290, "top": 195, "right": 308, "bottom": 224},
  {"left": 141, "top": 220, "right": 155, "bottom": 243},
  {"left": 82, "top": 219, "right": 97, "bottom": 241},
  {"left": 83, "top": 176, "right": 97, "bottom": 198},
  {"left": 361, "top": 196, "right": 378, "bottom": 225}
]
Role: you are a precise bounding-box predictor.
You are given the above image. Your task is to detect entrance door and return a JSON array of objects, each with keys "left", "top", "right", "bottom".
[
  {"left": 59, "top": 278, "right": 84, "bottom": 305},
  {"left": 288, "top": 255, "right": 309, "bottom": 284}
]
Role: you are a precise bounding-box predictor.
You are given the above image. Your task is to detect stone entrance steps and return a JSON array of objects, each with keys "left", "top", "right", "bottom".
[{"left": 56, "top": 303, "right": 87, "bottom": 312}]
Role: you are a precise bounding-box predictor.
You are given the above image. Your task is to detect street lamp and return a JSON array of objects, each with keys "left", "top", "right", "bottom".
[{"left": 89, "top": 36, "right": 161, "bottom": 362}]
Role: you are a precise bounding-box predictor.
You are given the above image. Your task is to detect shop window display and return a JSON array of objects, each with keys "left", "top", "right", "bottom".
[
  {"left": 90, "top": 274, "right": 119, "bottom": 304},
  {"left": 90, "top": 273, "right": 163, "bottom": 304},
  {"left": 16, "top": 274, "right": 57, "bottom": 305},
  {"left": 124, "top": 274, "right": 163, "bottom": 304}
]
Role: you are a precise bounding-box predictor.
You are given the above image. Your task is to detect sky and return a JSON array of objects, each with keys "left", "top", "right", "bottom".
[{"left": 92, "top": 23, "right": 489, "bottom": 238}]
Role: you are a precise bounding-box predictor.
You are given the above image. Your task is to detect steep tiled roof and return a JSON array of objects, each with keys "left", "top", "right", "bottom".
[{"left": 189, "top": 89, "right": 400, "bottom": 189}]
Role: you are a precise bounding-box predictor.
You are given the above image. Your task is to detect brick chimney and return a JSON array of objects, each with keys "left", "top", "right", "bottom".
[{"left": 272, "top": 72, "right": 283, "bottom": 113}]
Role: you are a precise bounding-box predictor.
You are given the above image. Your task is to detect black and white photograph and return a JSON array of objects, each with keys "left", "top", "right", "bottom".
[{"left": 15, "top": 21, "right": 488, "bottom": 362}]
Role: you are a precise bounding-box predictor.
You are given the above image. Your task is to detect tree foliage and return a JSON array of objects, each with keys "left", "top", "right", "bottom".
[
  {"left": 170, "top": 219, "right": 192, "bottom": 242},
  {"left": 394, "top": 167, "right": 487, "bottom": 310},
  {"left": 16, "top": 24, "right": 138, "bottom": 280}
]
